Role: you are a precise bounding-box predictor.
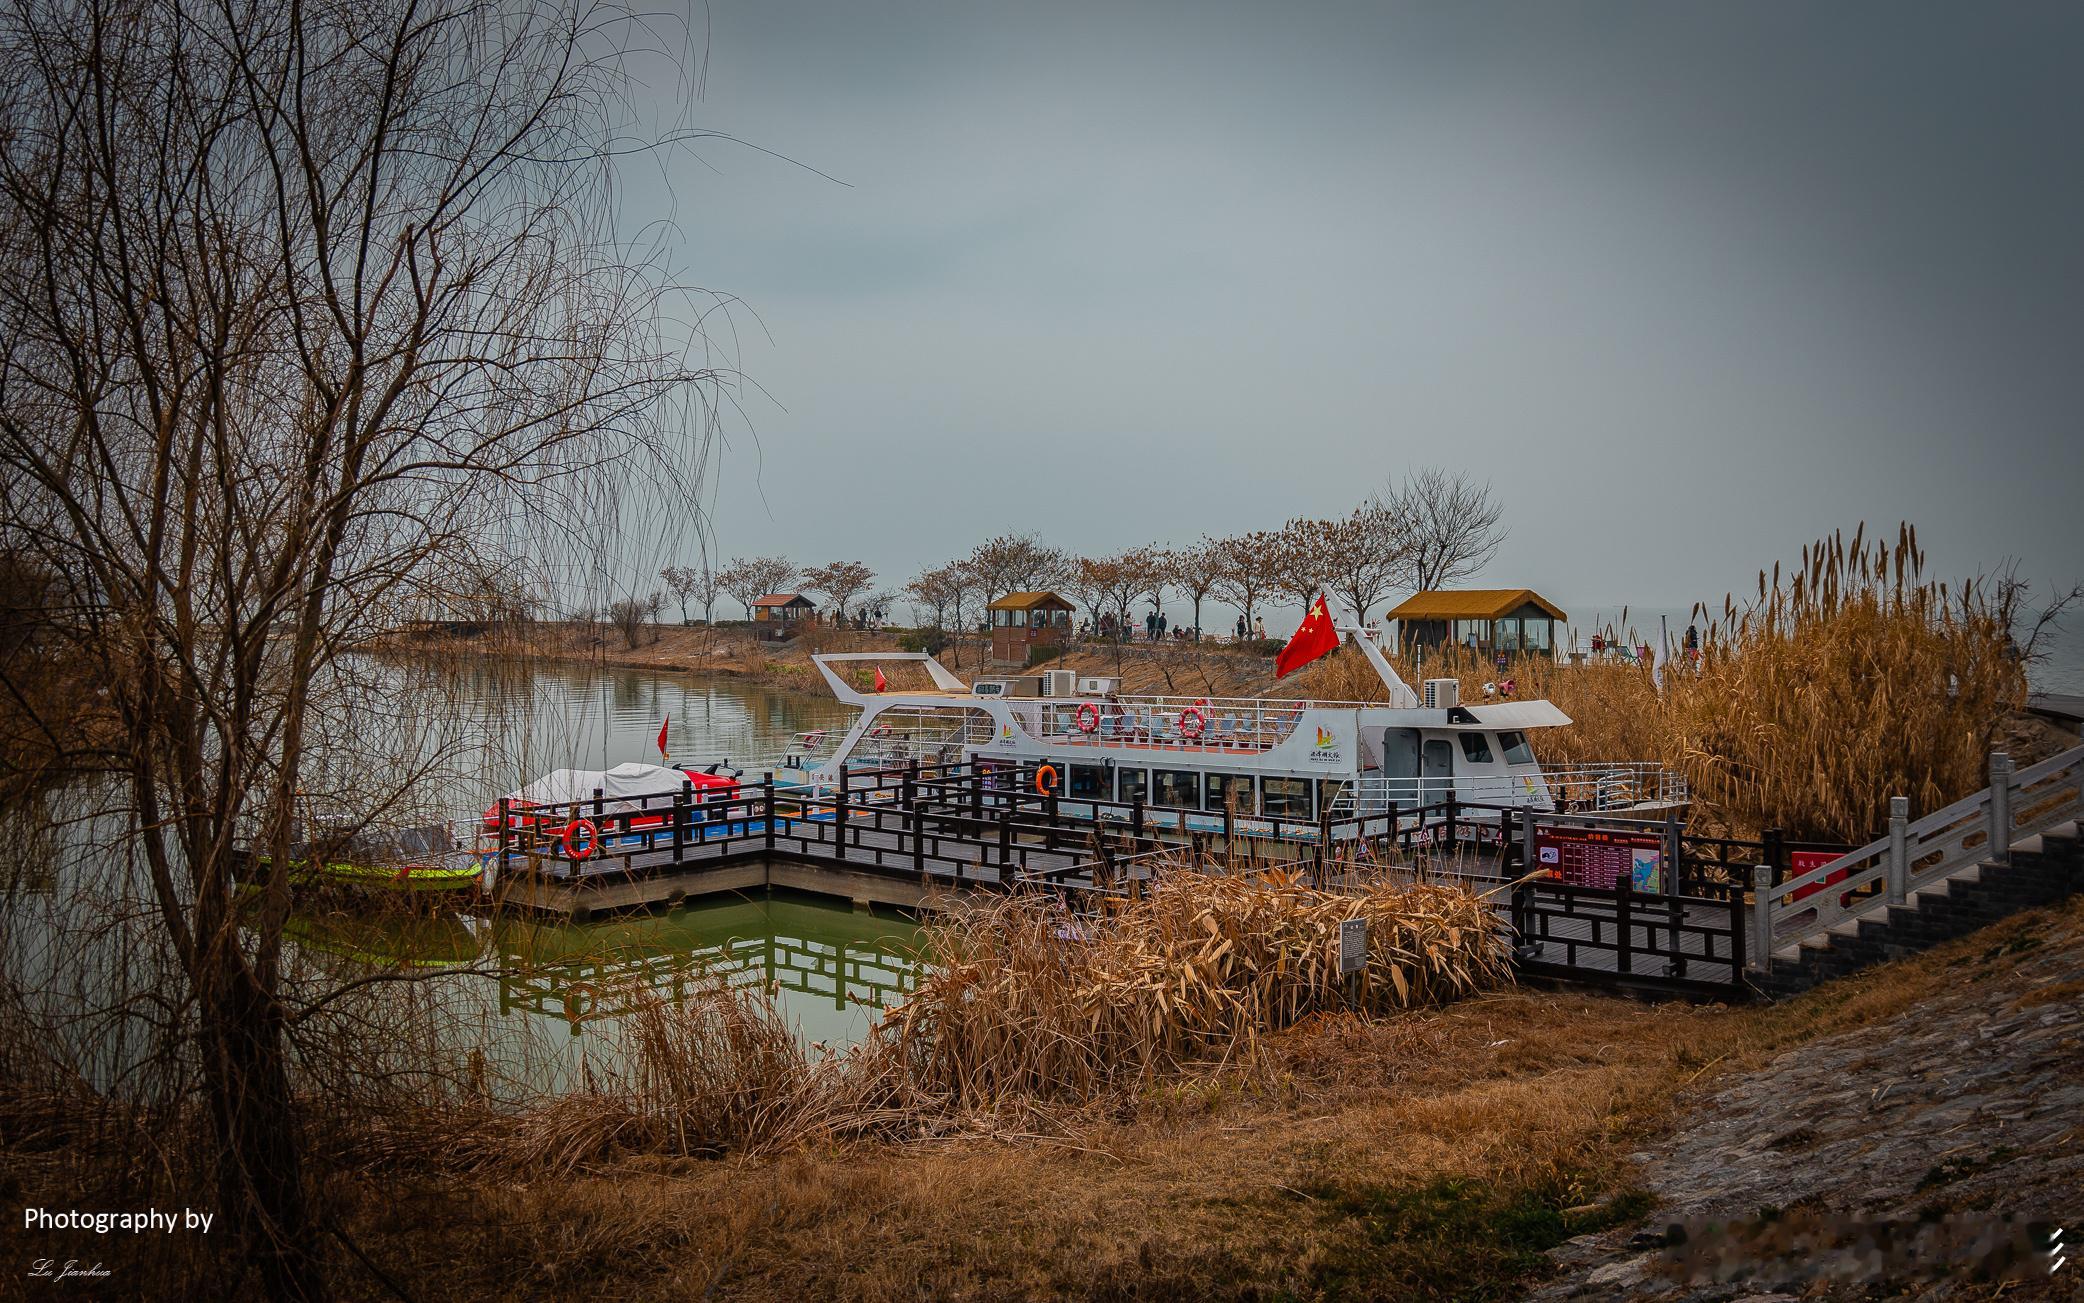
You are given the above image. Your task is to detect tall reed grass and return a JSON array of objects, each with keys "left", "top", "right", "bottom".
[
  {"left": 874, "top": 869, "right": 1507, "bottom": 1110},
  {"left": 1295, "top": 524, "right": 2030, "bottom": 841}
]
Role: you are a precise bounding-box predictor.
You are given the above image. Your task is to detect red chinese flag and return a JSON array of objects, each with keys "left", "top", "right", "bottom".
[
  {"left": 1274, "top": 594, "right": 1340, "bottom": 679},
  {"left": 656, "top": 715, "right": 670, "bottom": 759},
  {"left": 873, "top": 667, "right": 887, "bottom": 693}
]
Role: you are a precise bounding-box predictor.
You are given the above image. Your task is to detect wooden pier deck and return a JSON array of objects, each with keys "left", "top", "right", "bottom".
[{"left": 481, "top": 761, "right": 1754, "bottom": 999}]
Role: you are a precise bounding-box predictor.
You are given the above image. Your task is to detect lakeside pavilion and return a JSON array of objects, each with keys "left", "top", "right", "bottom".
[
  {"left": 987, "top": 591, "right": 1074, "bottom": 664},
  {"left": 1385, "top": 589, "right": 1567, "bottom": 659}
]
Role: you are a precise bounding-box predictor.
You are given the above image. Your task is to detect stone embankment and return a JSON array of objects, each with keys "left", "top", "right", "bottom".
[{"left": 1531, "top": 899, "right": 2084, "bottom": 1301}]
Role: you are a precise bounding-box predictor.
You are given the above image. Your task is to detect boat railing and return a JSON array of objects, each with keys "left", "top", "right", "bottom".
[
  {"left": 1002, "top": 695, "right": 1326, "bottom": 752},
  {"left": 1329, "top": 763, "right": 1686, "bottom": 815}
]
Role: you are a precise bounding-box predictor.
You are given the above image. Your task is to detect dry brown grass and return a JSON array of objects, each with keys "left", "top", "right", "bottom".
[
  {"left": 872, "top": 872, "right": 1509, "bottom": 1110},
  {"left": 256, "top": 895, "right": 2084, "bottom": 1302},
  {"left": 1293, "top": 524, "right": 2029, "bottom": 841}
]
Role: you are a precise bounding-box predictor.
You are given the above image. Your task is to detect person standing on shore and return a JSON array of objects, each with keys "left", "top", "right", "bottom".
[{"left": 1236, "top": 614, "right": 1247, "bottom": 641}]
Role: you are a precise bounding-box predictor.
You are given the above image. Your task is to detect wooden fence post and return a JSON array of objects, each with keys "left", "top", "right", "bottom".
[
  {"left": 1615, "top": 870, "right": 1633, "bottom": 975},
  {"left": 1886, "top": 795, "right": 1909, "bottom": 902},
  {"left": 1762, "top": 827, "right": 1786, "bottom": 889},
  {"left": 762, "top": 773, "right": 777, "bottom": 853},
  {"left": 496, "top": 797, "right": 511, "bottom": 881},
  {"left": 1749, "top": 865, "right": 1773, "bottom": 971},
  {"left": 835, "top": 764, "right": 849, "bottom": 861},
  {"left": 1519, "top": 807, "right": 1537, "bottom": 882},
  {"left": 674, "top": 779, "right": 689, "bottom": 860},
  {"left": 998, "top": 798, "right": 1014, "bottom": 875},
  {"left": 1662, "top": 810, "right": 1682, "bottom": 897},
  {"left": 1131, "top": 797, "right": 1146, "bottom": 853},
  {"left": 1987, "top": 752, "right": 2013, "bottom": 865}
]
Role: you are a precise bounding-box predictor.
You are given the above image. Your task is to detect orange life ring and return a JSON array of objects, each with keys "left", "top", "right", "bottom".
[
  {"left": 566, "top": 981, "right": 598, "bottom": 1018},
  {"left": 563, "top": 818, "right": 600, "bottom": 860},
  {"left": 803, "top": 730, "right": 827, "bottom": 749},
  {"left": 1075, "top": 702, "right": 1101, "bottom": 734},
  {"left": 1177, "top": 706, "right": 1207, "bottom": 740},
  {"left": 871, "top": 725, "right": 892, "bottom": 738},
  {"left": 1034, "top": 764, "right": 1059, "bottom": 795}
]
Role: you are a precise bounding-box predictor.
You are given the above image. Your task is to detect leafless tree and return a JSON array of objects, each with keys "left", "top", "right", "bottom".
[
  {"left": 0, "top": 1, "right": 715, "bottom": 1292},
  {"left": 964, "top": 532, "right": 1072, "bottom": 605},
  {"left": 1164, "top": 540, "right": 1225, "bottom": 640},
  {"left": 1279, "top": 503, "right": 1409, "bottom": 624},
  {"left": 1209, "top": 531, "right": 1286, "bottom": 633},
  {"left": 905, "top": 564, "right": 964, "bottom": 634},
  {"left": 718, "top": 555, "right": 797, "bottom": 618},
  {"left": 1381, "top": 467, "right": 1508, "bottom": 593},
  {"left": 661, "top": 563, "right": 720, "bottom": 624},
  {"left": 800, "top": 560, "right": 876, "bottom": 622}
]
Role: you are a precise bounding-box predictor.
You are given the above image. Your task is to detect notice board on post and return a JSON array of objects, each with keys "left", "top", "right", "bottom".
[{"left": 1535, "top": 825, "right": 1663, "bottom": 893}]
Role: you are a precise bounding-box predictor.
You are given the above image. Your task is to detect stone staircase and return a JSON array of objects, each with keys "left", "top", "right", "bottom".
[{"left": 1756, "top": 821, "right": 2082, "bottom": 999}]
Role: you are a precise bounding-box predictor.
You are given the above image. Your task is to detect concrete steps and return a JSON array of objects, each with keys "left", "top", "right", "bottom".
[{"left": 1756, "top": 824, "right": 2082, "bottom": 999}]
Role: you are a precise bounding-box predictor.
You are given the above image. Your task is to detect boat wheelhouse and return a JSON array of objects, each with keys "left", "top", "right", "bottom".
[{"left": 779, "top": 627, "right": 1683, "bottom": 834}]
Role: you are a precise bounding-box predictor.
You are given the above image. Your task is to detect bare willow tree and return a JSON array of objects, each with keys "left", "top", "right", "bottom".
[
  {"left": 1382, "top": 467, "right": 1508, "bottom": 592},
  {"left": 0, "top": 0, "right": 714, "bottom": 1293}
]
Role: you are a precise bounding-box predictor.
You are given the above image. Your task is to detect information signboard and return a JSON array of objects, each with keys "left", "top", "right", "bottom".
[
  {"left": 1338, "top": 918, "right": 1368, "bottom": 975},
  {"left": 1535, "top": 826, "right": 1663, "bottom": 892}
]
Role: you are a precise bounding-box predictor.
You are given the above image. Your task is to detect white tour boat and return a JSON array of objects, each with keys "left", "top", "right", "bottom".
[{"left": 773, "top": 627, "right": 1684, "bottom": 838}]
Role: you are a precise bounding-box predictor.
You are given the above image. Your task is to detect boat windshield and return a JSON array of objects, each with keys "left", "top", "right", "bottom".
[{"left": 1498, "top": 730, "right": 1536, "bottom": 765}]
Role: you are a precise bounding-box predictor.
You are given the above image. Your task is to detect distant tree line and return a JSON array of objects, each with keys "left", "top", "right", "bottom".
[{"left": 639, "top": 467, "right": 1505, "bottom": 648}]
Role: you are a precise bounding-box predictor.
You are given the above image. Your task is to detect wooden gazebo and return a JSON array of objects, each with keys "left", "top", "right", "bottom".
[
  {"left": 750, "top": 592, "right": 816, "bottom": 642},
  {"left": 986, "top": 591, "right": 1073, "bottom": 664},
  {"left": 1385, "top": 589, "right": 1566, "bottom": 660}
]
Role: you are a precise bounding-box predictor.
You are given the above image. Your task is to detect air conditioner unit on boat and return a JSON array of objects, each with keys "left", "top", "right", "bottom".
[
  {"left": 1077, "top": 675, "right": 1121, "bottom": 696},
  {"left": 1423, "top": 678, "right": 1460, "bottom": 710},
  {"left": 1042, "top": 669, "right": 1079, "bottom": 697}
]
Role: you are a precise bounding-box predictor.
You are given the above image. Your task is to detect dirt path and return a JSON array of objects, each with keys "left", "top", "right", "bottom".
[{"left": 1530, "top": 907, "right": 2084, "bottom": 1301}]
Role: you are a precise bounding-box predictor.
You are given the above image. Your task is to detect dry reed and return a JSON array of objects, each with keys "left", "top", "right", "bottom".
[
  {"left": 1294, "top": 523, "right": 2030, "bottom": 841},
  {"left": 869, "top": 867, "right": 1512, "bottom": 1110}
]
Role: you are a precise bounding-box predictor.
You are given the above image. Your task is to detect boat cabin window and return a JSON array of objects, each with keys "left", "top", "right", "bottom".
[
  {"left": 1498, "top": 730, "right": 1536, "bottom": 765},
  {"left": 1262, "top": 776, "right": 1313, "bottom": 819},
  {"left": 1458, "top": 732, "right": 1494, "bottom": 764},
  {"left": 1151, "top": 769, "right": 1199, "bottom": 810},
  {"left": 1205, "top": 772, "right": 1253, "bottom": 814},
  {"left": 1116, "top": 768, "right": 1148, "bottom": 805},
  {"left": 1068, "top": 764, "right": 1108, "bottom": 800}
]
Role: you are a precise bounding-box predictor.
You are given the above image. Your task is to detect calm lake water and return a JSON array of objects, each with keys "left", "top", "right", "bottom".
[{"left": 350, "top": 661, "right": 918, "bottom": 1063}]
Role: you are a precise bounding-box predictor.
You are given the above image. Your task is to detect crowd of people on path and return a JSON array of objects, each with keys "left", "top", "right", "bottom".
[{"left": 1070, "top": 611, "right": 1271, "bottom": 643}]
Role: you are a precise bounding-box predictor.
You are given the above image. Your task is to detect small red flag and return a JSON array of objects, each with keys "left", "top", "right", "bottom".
[
  {"left": 873, "top": 667, "right": 887, "bottom": 692},
  {"left": 656, "top": 715, "right": 670, "bottom": 759},
  {"left": 1274, "top": 594, "right": 1340, "bottom": 679}
]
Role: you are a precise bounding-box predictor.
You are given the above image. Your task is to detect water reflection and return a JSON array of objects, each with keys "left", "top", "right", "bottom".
[{"left": 491, "top": 892, "right": 921, "bottom": 1047}]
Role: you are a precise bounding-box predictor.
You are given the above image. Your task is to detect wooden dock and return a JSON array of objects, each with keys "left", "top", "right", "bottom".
[{"left": 479, "top": 761, "right": 1760, "bottom": 999}]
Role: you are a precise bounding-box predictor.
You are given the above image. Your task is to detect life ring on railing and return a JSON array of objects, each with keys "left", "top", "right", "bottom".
[
  {"left": 1075, "top": 702, "right": 1100, "bottom": 734},
  {"left": 1034, "top": 764, "right": 1059, "bottom": 795},
  {"left": 871, "top": 725, "right": 892, "bottom": 738},
  {"left": 1177, "top": 707, "right": 1207, "bottom": 740},
  {"left": 803, "top": 730, "right": 827, "bottom": 749},
  {"left": 562, "top": 818, "right": 600, "bottom": 861},
  {"left": 566, "top": 981, "right": 598, "bottom": 1018}
]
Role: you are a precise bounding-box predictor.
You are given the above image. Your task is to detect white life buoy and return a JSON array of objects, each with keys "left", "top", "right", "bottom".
[
  {"left": 1177, "top": 707, "right": 1207, "bottom": 740},
  {"left": 1075, "top": 702, "right": 1100, "bottom": 734}
]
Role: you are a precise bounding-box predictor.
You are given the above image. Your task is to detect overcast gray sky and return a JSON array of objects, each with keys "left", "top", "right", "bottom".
[{"left": 624, "top": 0, "right": 2083, "bottom": 621}]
